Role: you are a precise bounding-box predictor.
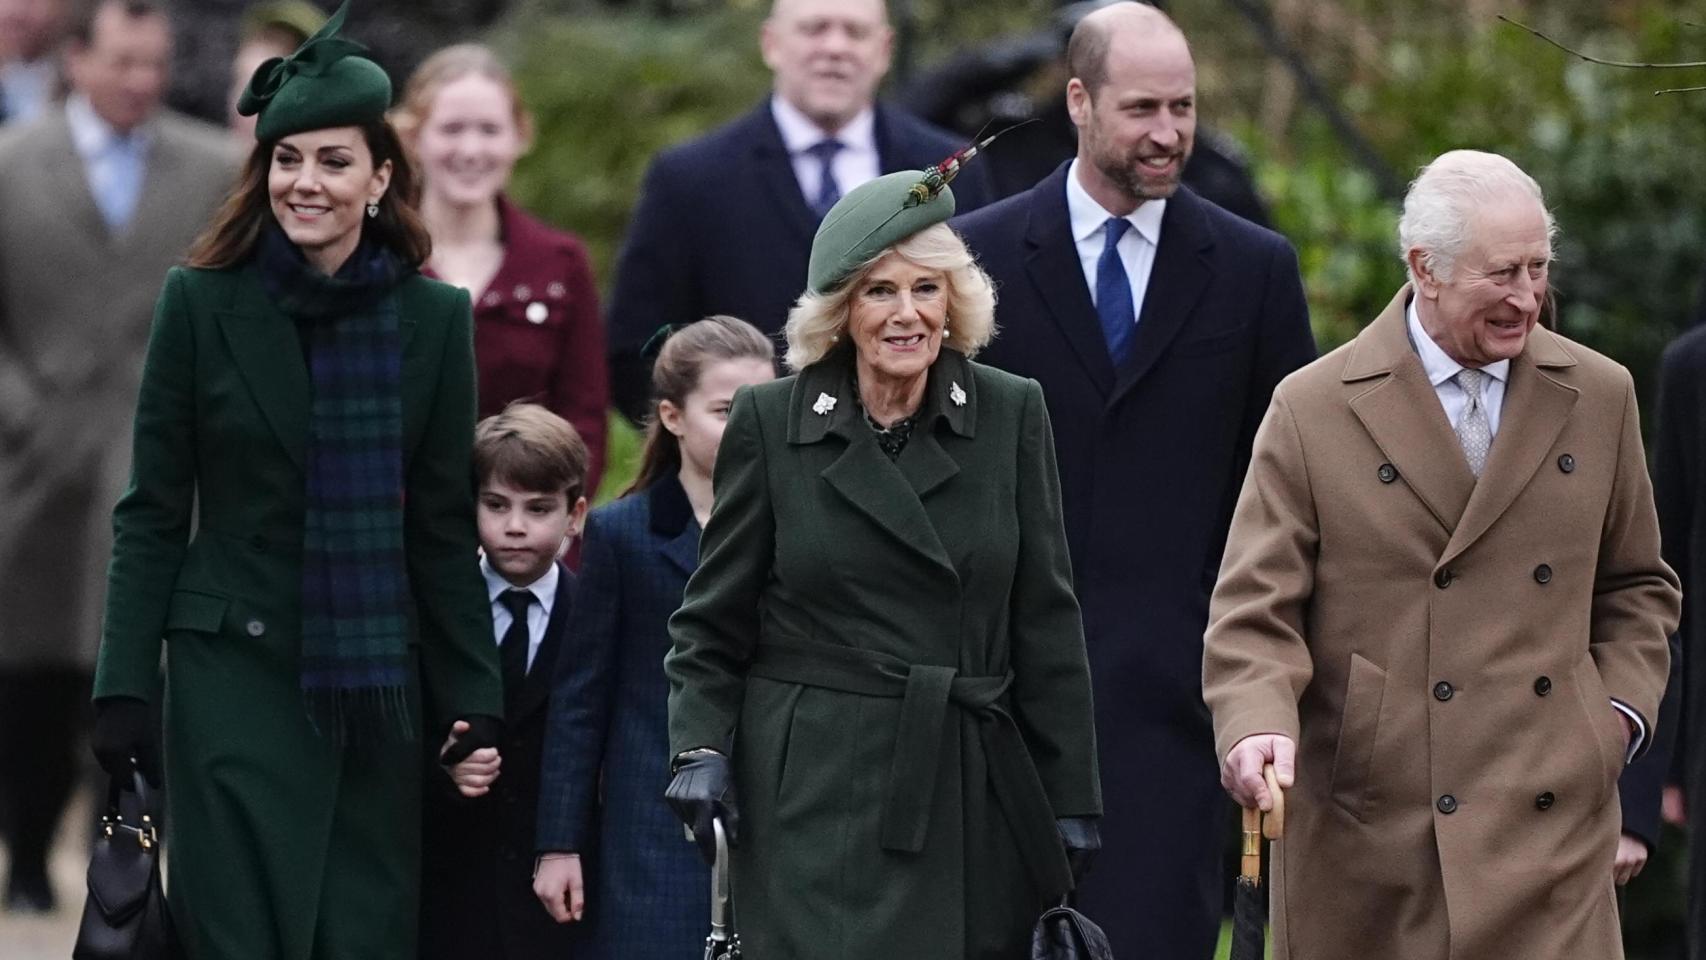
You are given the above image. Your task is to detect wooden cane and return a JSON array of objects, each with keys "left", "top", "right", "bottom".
[{"left": 1240, "top": 765, "right": 1286, "bottom": 883}]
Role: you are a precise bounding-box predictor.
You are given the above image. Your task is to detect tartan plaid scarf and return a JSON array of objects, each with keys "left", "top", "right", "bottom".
[{"left": 258, "top": 224, "right": 414, "bottom": 742}]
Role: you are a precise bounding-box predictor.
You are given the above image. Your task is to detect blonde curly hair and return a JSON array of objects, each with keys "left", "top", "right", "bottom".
[{"left": 783, "top": 223, "right": 997, "bottom": 371}]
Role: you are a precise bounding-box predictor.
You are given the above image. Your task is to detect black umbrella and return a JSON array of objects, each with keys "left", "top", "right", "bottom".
[
  {"left": 703, "top": 817, "right": 743, "bottom": 960},
  {"left": 1230, "top": 766, "right": 1286, "bottom": 960}
]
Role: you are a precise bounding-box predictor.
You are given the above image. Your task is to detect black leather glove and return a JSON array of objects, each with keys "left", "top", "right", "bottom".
[
  {"left": 92, "top": 696, "right": 161, "bottom": 787},
  {"left": 438, "top": 715, "right": 503, "bottom": 766},
  {"left": 1057, "top": 816, "right": 1101, "bottom": 883},
  {"left": 664, "top": 750, "right": 740, "bottom": 866}
]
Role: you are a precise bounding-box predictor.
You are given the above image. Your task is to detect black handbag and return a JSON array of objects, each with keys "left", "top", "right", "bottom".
[
  {"left": 1031, "top": 899, "right": 1114, "bottom": 960},
  {"left": 73, "top": 770, "right": 177, "bottom": 960}
]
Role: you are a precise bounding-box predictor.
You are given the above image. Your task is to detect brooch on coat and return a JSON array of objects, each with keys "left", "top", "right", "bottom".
[
  {"left": 950, "top": 382, "right": 966, "bottom": 407},
  {"left": 813, "top": 392, "right": 837, "bottom": 416}
]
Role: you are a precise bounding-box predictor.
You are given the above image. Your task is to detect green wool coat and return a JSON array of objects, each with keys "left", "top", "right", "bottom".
[
  {"left": 94, "top": 262, "right": 503, "bottom": 960},
  {"left": 666, "top": 347, "right": 1102, "bottom": 960}
]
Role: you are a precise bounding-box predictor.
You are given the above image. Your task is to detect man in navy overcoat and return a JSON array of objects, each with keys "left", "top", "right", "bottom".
[
  {"left": 953, "top": 6, "right": 1314, "bottom": 955},
  {"left": 603, "top": 0, "right": 992, "bottom": 423}
]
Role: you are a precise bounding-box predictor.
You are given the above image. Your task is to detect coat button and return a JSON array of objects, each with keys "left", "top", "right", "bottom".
[
  {"left": 1535, "top": 791, "right": 1556, "bottom": 810},
  {"left": 1437, "top": 794, "right": 1458, "bottom": 814},
  {"left": 249, "top": 535, "right": 267, "bottom": 552},
  {"left": 245, "top": 619, "right": 266, "bottom": 637},
  {"left": 1558, "top": 454, "right": 1575, "bottom": 473},
  {"left": 1433, "top": 681, "right": 1454, "bottom": 702},
  {"left": 1434, "top": 568, "right": 1454, "bottom": 589},
  {"left": 1533, "top": 564, "right": 1553, "bottom": 584},
  {"left": 1377, "top": 463, "right": 1398, "bottom": 484},
  {"left": 1534, "top": 675, "right": 1552, "bottom": 696}
]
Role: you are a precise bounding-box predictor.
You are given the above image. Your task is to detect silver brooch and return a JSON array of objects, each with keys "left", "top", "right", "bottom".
[
  {"left": 950, "top": 381, "right": 966, "bottom": 407},
  {"left": 813, "top": 392, "right": 837, "bottom": 416},
  {"left": 525, "top": 301, "right": 549, "bottom": 324}
]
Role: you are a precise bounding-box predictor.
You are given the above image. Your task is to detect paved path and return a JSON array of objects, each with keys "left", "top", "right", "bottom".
[{"left": 0, "top": 787, "right": 92, "bottom": 959}]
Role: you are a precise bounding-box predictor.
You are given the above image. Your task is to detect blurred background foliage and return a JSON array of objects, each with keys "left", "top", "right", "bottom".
[{"left": 484, "top": 2, "right": 1697, "bottom": 950}]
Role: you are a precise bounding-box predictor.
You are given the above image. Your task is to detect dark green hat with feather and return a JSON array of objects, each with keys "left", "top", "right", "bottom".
[
  {"left": 805, "top": 129, "right": 1008, "bottom": 295},
  {"left": 236, "top": 0, "right": 391, "bottom": 142}
]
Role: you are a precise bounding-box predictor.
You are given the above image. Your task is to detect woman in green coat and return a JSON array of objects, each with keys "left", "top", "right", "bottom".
[
  {"left": 664, "top": 164, "right": 1104, "bottom": 959},
  {"left": 89, "top": 6, "right": 503, "bottom": 958}
]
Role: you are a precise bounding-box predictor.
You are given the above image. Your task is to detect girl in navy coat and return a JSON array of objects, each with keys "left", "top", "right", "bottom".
[{"left": 533, "top": 316, "right": 775, "bottom": 957}]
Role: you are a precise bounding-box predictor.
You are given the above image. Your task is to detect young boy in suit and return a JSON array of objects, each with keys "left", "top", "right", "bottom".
[{"left": 421, "top": 402, "right": 590, "bottom": 959}]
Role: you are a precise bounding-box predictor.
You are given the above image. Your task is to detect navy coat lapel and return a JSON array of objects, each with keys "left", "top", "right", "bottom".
[
  {"left": 515, "top": 566, "right": 575, "bottom": 720},
  {"left": 649, "top": 475, "right": 702, "bottom": 577},
  {"left": 1113, "top": 188, "right": 1214, "bottom": 403},
  {"left": 746, "top": 105, "right": 821, "bottom": 246},
  {"left": 1023, "top": 164, "right": 1115, "bottom": 398}
]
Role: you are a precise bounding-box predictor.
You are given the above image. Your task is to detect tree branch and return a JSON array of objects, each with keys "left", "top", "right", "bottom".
[{"left": 1498, "top": 15, "right": 1706, "bottom": 69}]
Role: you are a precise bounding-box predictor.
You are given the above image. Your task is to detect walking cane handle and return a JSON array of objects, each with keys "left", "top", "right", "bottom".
[{"left": 1262, "top": 765, "right": 1285, "bottom": 841}]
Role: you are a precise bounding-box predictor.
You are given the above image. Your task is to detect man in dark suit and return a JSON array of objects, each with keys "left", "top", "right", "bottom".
[
  {"left": 604, "top": 0, "right": 993, "bottom": 423},
  {"left": 953, "top": 4, "right": 1314, "bottom": 955},
  {"left": 1644, "top": 327, "right": 1706, "bottom": 957}
]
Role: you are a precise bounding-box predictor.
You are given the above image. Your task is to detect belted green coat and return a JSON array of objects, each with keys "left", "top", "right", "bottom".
[
  {"left": 94, "top": 263, "right": 503, "bottom": 960},
  {"left": 666, "top": 346, "right": 1101, "bottom": 960}
]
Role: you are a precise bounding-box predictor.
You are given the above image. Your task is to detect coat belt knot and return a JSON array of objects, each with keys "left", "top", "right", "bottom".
[{"left": 748, "top": 634, "right": 1072, "bottom": 899}]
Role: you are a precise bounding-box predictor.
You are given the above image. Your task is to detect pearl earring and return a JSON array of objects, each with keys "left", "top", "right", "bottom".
[{"left": 366, "top": 202, "right": 379, "bottom": 218}]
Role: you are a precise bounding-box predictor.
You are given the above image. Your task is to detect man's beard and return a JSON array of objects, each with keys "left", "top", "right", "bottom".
[{"left": 1096, "top": 142, "right": 1188, "bottom": 203}]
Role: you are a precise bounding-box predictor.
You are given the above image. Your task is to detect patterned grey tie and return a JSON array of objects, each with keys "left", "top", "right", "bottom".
[{"left": 1455, "top": 369, "right": 1492, "bottom": 478}]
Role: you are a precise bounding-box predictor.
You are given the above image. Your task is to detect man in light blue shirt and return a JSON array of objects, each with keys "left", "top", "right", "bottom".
[
  {"left": 0, "top": 0, "right": 235, "bottom": 916},
  {"left": 0, "top": 0, "right": 67, "bottom": 126}
]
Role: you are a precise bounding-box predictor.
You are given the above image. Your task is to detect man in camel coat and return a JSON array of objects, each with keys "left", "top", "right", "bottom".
[{"left": 1203, "top": 150, "right": 1679, "bottom": 960}]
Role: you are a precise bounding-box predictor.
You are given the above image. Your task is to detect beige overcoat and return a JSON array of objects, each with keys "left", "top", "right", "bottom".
[{"left": 1203, "top": 287, "right": 1679, "bottom": 960}]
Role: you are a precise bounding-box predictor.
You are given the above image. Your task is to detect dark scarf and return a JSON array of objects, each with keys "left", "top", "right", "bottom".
[{"left": 258, "top": 223, "right": 414, "bottom": 742}]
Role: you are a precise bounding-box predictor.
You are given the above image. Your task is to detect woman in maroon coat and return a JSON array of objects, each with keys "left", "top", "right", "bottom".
[{"left": 396, "top": 44, "right": 609, "bottom": 492}]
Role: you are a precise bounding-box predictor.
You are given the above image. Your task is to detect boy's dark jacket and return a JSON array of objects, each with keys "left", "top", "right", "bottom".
[{"left": 421, "top": 563, "right": 578, "bottom": 959}]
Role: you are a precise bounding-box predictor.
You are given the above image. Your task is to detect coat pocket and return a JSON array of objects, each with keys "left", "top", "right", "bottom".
[
  {"left": 1571, "top": 659, "right": 1626, "bottom": 808},
  {"left": 163, "top": 590, "right": 229, "bottom": 636},
  {"left": 1328, "top": 652, "right": 1387, "bottom": 822}
]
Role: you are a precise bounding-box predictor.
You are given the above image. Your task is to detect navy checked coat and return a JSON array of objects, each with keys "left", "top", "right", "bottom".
[
  {"left": 603, "top": 100, "right": 994, "bottom": 422},
  {"left": 422, "top": 564, "right": 578, "bottom": 960},
  {"left": 536, "top": 476, "right": 707, "bottom": 959},
  {"left": 953, "top": 167, "right": 1316, "bottom": 959}
]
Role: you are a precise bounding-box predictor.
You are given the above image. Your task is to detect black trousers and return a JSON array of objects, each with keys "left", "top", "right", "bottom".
[{"left": 0, "top": 666, "right": 91, "bottom": 884}]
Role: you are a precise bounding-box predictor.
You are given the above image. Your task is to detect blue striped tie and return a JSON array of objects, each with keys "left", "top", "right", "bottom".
[{"left": 1096, "top": 217, "right": 1137, "bottom": 367}]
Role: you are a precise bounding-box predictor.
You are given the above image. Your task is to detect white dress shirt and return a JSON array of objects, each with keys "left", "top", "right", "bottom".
[
  {"left": 1066, "top": 158, "right": 1166, "bottom": 324},
  {"left": 1407, "top": 295, "right": 1644, "bottom": 759},
  {"left": 65, "top": 94, "right": 149, "bottom": 232},
  {"left": 481, "top": 555, "right": 559, "bottom": 673},
  {"left": 771, "top": 95, "right": 880, "bottom": 208},
  {"left": 0, "top": 58, "right": 57, "bottom": 125},
  {"left": 1406, "top": 296, "right": 1510, "bottom": 435}
]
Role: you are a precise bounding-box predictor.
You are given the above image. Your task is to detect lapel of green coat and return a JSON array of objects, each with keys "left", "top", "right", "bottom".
[
  {"left": 214, "top": 264, "right": 420, "bottom": 473},
  {"left": 790, "top": 348, "right": 975, "bottom": 577}
]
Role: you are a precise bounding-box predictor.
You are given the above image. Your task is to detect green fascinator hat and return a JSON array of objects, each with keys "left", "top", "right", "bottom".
[
  {"left": 805, "top": 128, "right": 1010, "bottom": 295},
  {"left": 236, "top": 0, "right": 392, "bottom": 142}
]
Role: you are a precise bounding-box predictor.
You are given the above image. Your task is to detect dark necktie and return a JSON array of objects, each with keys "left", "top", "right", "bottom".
[
  {"left": 499, "top": 589, "right": 534, "bottom": 712},
  {"left": 806, "top": 139, "right": 844, "bottom": 219},
  {"left": 1096, "top": 217, "right": 1137, "bottom": 367}
]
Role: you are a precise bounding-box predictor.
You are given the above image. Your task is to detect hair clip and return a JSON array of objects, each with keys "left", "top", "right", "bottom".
[{"left": 641, "top": 323, "right": 682, "bottom": 360}]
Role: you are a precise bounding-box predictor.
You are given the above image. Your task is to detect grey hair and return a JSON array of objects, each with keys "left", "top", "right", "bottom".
[
  {"left": 783, "top": 222, "right": 997, "bottom": 371},
  {"left": 1398, "top": 150, "right": 1558, "bottom": 284}
]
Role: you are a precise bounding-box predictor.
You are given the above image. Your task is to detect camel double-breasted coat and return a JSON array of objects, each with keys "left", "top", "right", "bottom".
[{"left": 1203, "top": 287, "right": 1679, "bottom": 960}]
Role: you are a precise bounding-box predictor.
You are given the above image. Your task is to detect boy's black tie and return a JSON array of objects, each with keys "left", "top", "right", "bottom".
[{"left": 499, "top": 589, "right": 534, "bottom": 713}]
